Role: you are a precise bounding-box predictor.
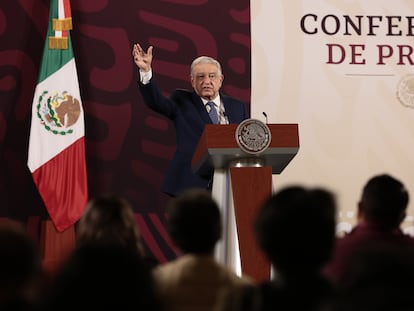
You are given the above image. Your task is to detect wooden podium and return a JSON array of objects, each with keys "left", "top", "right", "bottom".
[{"left": 192, "top": 123, "right": 299, "bottom": 282}]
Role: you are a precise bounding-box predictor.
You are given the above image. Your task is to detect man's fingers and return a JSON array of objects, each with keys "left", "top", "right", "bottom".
[{"left": 147, "top": 46, "right": 153, "bottom": 57}]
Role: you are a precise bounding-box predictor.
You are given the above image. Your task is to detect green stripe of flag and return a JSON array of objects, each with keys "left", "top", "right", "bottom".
[{"left": 38, "top": 0, "right": 74, "bottom": 83}]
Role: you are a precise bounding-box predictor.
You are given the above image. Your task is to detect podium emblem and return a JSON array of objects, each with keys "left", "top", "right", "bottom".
[{"left": 235, "top": 119, "right": 271, "bottom": 154}]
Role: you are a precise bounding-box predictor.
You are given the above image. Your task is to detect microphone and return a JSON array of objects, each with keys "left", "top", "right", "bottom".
[{"left": 262, "top": 111, "right": 268, "bottom": 124}]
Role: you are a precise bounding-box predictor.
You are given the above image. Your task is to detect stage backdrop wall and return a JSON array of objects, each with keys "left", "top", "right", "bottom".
[
  {"left": 251, "top": 0, "right": 414, "bottom": 234},
  {"left": 0, "top": 0, "right": 250, "bottom": 262}
]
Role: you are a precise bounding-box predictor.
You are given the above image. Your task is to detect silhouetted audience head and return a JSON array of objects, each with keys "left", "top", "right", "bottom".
[
  {"left": 45, "top": 244, "right": 162, "bottom": 311},
  {"left": 166, "top": 188, "right": 221, "bottom": 255},
  {"left": 358, "top": 174, "right": 409, "bottom": 229},
  {"left": 76, "top": 194, "right": 144, "bottom": 256},
  {"left": 0, "top": 222, "right": 44, "bottom": 310},
  {"left": 255, "top": 186, "right": 337, "bottom": 276}
]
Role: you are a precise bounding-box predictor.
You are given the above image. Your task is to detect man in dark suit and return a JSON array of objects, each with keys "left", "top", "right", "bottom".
[{"left": 132, "top": 43, "right": 249, "bottom": 197}]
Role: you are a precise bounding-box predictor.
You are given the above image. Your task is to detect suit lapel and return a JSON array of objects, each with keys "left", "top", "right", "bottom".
[
  {"left": 192, "top": 92, "right": 212, "bottom": 124},
  {"left": 222, "top": 95, "right": 236, "bottom": 123}
]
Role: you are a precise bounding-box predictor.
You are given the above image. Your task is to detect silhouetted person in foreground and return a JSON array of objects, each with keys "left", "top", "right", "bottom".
[
  {"left": 324, "top": 173, "right": 414, "bottom": 283},
  {"left": 44, "top": 244, "right": 162, "bottom": 311},
  {"left": 76, "top": 194, "right": 158, "bottom": 269},
  {"left": 153, "top": 188, "right": 252, "bottom": 311},
  {"left": 334, "top": 242, "right": 414, "bottom": 311},
  {"left": 0, "top": 222, "right": 46, "bottom": 311},
  {"left": 220, "top": 185, "right": 337, "bottom": 311}
]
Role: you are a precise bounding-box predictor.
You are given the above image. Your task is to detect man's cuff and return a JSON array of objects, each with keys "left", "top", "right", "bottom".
[{"left": 140, "top": 69, "right": 152, "bottom": 85}]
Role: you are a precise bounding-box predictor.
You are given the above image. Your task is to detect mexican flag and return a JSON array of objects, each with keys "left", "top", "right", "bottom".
[{"left": 27, "top": 0, "right": 88, "bottom": 232}]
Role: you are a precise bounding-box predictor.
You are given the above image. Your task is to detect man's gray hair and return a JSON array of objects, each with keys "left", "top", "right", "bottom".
[{"left": 190, "top": 56, "right": 222, "bottom": 77}]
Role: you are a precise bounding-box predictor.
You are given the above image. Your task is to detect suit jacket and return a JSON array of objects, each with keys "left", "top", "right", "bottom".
[{"left": 139, "top": 78, "right": 249, "bottom": 196}]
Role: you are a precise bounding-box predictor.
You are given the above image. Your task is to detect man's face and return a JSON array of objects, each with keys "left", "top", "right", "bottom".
[{"left": 191, "top": 63, "right": 224, "bottom": 100}]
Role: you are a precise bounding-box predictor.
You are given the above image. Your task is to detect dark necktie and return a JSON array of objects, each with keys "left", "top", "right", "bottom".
[{"left": 206, "top": 101, "right": 219, "bottom": 124}]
